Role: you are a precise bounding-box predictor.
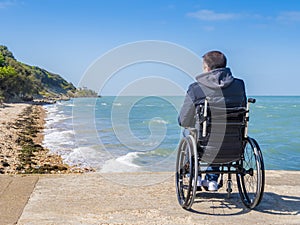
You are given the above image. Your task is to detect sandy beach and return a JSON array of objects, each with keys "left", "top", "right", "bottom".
[
  {"left": 0, "top": 103, "right": 28, "bottom": 174},
  {"left": 0, "top": 103, "right": 88, "bottom": 175}
]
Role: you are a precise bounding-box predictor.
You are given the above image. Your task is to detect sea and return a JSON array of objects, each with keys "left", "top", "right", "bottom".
[{"left": 42, "top": 96, "right": 300, "bottom": 172}]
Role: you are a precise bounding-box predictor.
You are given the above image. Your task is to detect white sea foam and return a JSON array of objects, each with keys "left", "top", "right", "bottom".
[
  {"left": 44, "top": 106, "right": 59, "bottom": 114},
  {"left": 151, "top": 118, "right": 168, "bottom": 124},
  {"left": 65, "top": 103, "right": 75, "bottom": 107},
  {"left": 100, "top": 152, "right": 141, "bottom": 173},
  {"left": 255, "top": 105, "right": 266, "bottom": 109},
  {"left": 43, "top": 104, "right": 76, "bottom": 156},
  {"left": 64, "top": 147, "right": 88, "bottom": 166},
  {"left": 43, "top": 129, "right": 75, "bottom": 154},
  {"left": 43, "top": 104, "right": 72, "bottom": 126},
  {"left": 143, "top": 118, "right": 168, "bottom": 125},
  {"left": 116, "top": 152, "right": 140, "bottom": 167},
  {"left": 63, "top": 146, "right": 107, "bottom": 168},
  {"left": 45, "top": 114, "right": 69, "bottom": 126},
  {"left": 43, "top": 130, "right": 75, "bottom": 143}
]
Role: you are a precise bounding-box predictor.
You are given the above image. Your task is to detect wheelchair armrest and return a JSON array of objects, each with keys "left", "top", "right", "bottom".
[
  {"left": 248, "top": 98, "right": 256, "bottom": 103},
  {"left": 183, "top": 128, "right": 197, "bottom": 137}
]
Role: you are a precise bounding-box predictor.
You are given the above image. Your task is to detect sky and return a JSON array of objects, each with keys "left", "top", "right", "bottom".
[{"left": 1, "top": 0, "right": 300, "bottom": 96}]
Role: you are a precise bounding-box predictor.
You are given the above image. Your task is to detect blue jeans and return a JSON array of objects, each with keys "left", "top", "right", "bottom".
[{"left": 205, "top": 166, "right": 220, "bottom": 182}]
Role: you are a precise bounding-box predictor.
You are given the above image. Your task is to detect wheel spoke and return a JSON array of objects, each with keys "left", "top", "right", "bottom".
[
  {"left": 175, "top": 135, "right": 198, "bottom": 209},
  {"left": 236, "top": 137, "right": 265, "bottom": 209}
]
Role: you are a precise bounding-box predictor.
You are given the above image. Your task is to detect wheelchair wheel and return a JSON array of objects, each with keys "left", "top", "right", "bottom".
[
  {"left": 175, "top": 135, "right": 198, "bottom": 209},
  {"left": 237, "top": 137, "right": 265, "bottom": 209}
]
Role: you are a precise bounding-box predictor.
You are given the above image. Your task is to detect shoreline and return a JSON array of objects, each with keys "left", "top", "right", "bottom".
[{"left": 0, "top": 103, "right": 93, "bottom": 174}]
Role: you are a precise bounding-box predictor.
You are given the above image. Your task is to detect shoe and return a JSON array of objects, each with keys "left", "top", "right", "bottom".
[
  {"left": 208, "top": 181, "right": 218, "bottom": 191},
  {"left": 201, "top": 179, "right": 209, "bottom": 191},
  {"left": 201, "top": 180, "right": 218, "bottom": 191},
  {"left": 197, "top": 176, "right": 202, "bottom": 187},
  {"left": 196, "top": 176, "right": 202, "bottom": 191}
]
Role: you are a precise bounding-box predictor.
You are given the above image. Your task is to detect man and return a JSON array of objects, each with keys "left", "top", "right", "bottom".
[{"left": 178, "top": 50, "right": 246, "bottom": 191}]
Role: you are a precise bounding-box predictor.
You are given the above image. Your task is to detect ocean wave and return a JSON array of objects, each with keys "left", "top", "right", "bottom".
[
  {"left": 65, "top": 103, "right": 75, "bottom": 107},
  {"left": 42, "top": 130, "right": 75, "bottom": 151},
  {"left": 143, "top": 118, "right": 168, "bottom": 125},
  {"left": 116, "top": 152, "right": 140, "bottom": 167},
  {"left": 255, "top": 105, "right": 267, "bottom": 109},
  {"left": 44, "top": 105, "right": 59, "bottom": 113},
  {"left": 100, "top": 152, "right": 141, "bottom": 172},
  {"left": 64, "top": 147, "right": 89, "bottom": 166},
  {"left": 141, "top": 141, "right": 160, "bottom": 147},
  {"left": 151, "top": 118, "right": 168, "bottom": 124},
  {"left": 63, "top": 146, "right": 108, "bottom": 168},
  {"left": 44, "top": 129, "right": 75, "bottom": 138},
  {"left": 45, "top": 115, "right": 72, "bottom": 126}
]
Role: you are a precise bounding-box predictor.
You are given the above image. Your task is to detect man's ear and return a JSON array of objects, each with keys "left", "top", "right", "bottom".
[{"left": 203, "top": 62, "right": 210, "bottom": 72}]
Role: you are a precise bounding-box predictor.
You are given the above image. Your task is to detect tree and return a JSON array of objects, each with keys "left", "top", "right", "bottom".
[
  {"left": 0, "top": 53, "right": 4, "bottom": 67},
  {"left": 0, "top": 66, "right": 18, "bottom": 99},
  {"left": 0, "top": 65, "right": 16, "bottom": 78}
]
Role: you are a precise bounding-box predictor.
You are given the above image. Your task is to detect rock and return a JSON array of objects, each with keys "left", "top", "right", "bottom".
[{"left": 2, "top": 161, "right": 10, "bottom": 167}]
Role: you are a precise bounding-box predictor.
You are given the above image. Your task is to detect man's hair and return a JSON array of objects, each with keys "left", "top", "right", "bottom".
[{"left": 202, "top": 51, "right": 227, "bottom": 70}]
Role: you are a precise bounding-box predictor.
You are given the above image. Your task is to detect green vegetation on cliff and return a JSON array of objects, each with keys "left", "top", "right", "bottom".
[
  {"left": 71, "top": 87, "right": 99, "bottom": 98},
  {"left": 0, "top": 45, "right": 77, "bottom": 102}
]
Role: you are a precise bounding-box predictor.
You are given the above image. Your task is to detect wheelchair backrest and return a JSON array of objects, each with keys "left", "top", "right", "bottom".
[{"left": 196, "top": 100, "right": 248, "bottom": 164}]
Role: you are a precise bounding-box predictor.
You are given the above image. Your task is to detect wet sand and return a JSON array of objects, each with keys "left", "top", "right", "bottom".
[
  {"left": 0, "top": 103, "right": 73, "bottom": 174},
  {"left": 0, "top": 103, "right": 93, "bottom": 174}
]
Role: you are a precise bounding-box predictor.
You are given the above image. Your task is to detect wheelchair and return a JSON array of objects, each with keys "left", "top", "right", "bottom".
[{"left": 175, "top": 98, "right": 265, "bottom": 210}]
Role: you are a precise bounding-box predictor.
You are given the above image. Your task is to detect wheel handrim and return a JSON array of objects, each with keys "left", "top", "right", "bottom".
[
  {"left": 175, "top": 136, "right": 198, "bottom": 209},
  {"left": 237, "top": 137, "right": 264, "bottom": 208}
]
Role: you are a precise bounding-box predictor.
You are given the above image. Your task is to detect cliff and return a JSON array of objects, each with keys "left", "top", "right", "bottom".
[{"left": 0, "top": 45, "right": 77, "bottom": 102}]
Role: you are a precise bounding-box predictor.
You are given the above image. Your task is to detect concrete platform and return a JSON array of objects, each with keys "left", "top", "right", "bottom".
[
  {"left": 0, "top": 175, "right": 38, "bottom": 225},
  {"left": 0, "top": 171, "right": 299, "bottom": 225}
]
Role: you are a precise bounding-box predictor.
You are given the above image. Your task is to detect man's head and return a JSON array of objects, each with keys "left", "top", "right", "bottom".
[{"left": 202, "top": 51, "right": 227, "bottom": 72}]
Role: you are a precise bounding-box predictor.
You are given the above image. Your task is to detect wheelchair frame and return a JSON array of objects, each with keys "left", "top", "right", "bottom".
[{"left": 175, "top": 98, "right": 265, "bottom": 210}]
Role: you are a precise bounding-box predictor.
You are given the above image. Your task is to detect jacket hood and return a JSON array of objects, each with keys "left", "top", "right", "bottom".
[{"left": 195, "top": 67, "right": 234, "bottom": 89}]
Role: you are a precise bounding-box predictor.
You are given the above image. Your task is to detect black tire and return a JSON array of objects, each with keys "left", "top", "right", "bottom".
[
  {"left": 237, "top": 137, "right": 265, "bottom": 209},
  {"left": 175, "top": 135, "right": 198, "bottom": 209}
]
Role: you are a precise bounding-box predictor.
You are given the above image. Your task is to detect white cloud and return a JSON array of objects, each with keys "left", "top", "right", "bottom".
[
  {"left": 277, "top": 11, "right": 300, "bottom": 22},
  {"left": 187, "top": 9, "right": 300, "bottom": 25},
  {"left": 0, "top": 0, "right": 16, "bottom": 9},
  {"left": 187, "top": 9, "right": 240, "bottom": 21}
]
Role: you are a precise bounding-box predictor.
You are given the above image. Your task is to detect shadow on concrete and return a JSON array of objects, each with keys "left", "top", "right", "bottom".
[
  {"left": 188, "top": 191, "right": 299, "bottom": 216},
  {"left": 256, "top": 192, "right": 300, "bottom": 215}
]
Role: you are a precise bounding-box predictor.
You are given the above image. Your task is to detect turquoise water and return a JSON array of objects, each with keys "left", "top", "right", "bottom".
[
  {"left": 42, "top": 96, "right": 300, "bottom": 171},
  {"left": 249, "top": 96, "right": 300, "bottom": 170}
]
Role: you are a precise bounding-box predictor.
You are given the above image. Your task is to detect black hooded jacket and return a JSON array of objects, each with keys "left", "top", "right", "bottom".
[{"left": 178, "top": 67, "right": 246, "bottom": 127}]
